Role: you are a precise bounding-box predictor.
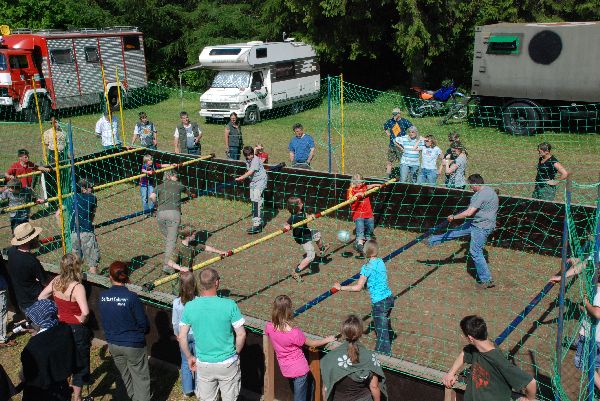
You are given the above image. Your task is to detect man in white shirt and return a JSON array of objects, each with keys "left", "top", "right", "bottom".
[{"left": 95, "top": 111, "right": 121, "bottom": 149}]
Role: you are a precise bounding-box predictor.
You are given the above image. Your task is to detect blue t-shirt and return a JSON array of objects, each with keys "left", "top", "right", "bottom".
[
  {"left": 384, "top": 117, "right": 412, "bottom": 147},
  {"left": 360, "top": 258, "right": 392, "bottom": 304},
  {"left": 70, "top": 193, "right": 97, "bottom": 233},
  {"left": 288, "top": 134, "right": 315, "bottom": 163},
  {"left": 98, "top": 285, "right": 149, "bottom": 348}
]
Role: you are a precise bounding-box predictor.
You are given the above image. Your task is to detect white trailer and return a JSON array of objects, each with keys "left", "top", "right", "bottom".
[{"left": 197, "top": 40, "right": 320, "bottom": 124}]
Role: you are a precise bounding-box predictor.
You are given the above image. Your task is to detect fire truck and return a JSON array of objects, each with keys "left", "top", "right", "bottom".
[{"left": 0, "top": 25, "right": 148, "bottom": 121}]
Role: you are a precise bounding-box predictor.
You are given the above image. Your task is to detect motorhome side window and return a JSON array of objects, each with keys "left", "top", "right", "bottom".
[
  {"left": 209, "top": 48, "right": 242, "bottom": 56},
  {"left": 9, "top": 55, "right": 29, "bottom": 69},
  {"left": 123, "top": 36, "right": 141, "bottom": 51},
  {"left": 84, "top": 47, "right": 100, "bottom": 63},
  {"left": 50, "top": 49, "right": 73, "bottom": 65},
  {"left": 275, "top": 62, "right": 295, "bottom": 80},
  {"left": 256, "top": 48, "right": 267, "bottom": 58}
]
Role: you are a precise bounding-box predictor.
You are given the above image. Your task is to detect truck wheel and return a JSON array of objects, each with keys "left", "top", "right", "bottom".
[
  {"left": 502, "top": 101, "right": 541, "bottom": 136},
  {"left": 40, "top": 98, "right": 52, "bottom": 121},
  {"left": 23, "top": 105, "right": 37, "bottom": 123},
  {"left": 244, "top": 107, "right": 259, "bottom": 125}
]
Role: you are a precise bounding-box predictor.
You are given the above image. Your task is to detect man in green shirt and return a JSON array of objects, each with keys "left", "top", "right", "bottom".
[
  {"left": 167, "top": 224, "right": 227, "bottom": 272},
  {"left": 179, "top": 268, "right": 246, "bottom": 400},
  {"left": 443, "top": 315, "right": 537, "bottom": 401}
]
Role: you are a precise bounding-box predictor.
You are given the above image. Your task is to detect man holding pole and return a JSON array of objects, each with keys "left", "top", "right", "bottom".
[{"left": 5, "top": 149, "right": 51, "bottom": 189}]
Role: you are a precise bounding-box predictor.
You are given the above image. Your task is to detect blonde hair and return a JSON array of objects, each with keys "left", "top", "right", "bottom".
[
  {"left": 425, "top": 135, "right": 437, "bottom": 147},
  {"left": 363, "top": 239, "right": 379, "bottom": 258},
  {"left": 350, "top": 174, "right": 365, "bottom": 187},
  {"left": 54, "top": 253, "right": 83, "bottom": 293},
  {"left": 342, "top": 315, "right": 363, "bottom": 364},
  {"left": 271, "top": 295, "right": 294, "bottom": 331},
  {"left": 143, "top": 154, "right": 153, "bottom": 163}
]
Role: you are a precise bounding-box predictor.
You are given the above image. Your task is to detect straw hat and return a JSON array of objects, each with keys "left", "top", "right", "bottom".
[{"left": 11, "top": 222, "right": 43, "bottom": 246}]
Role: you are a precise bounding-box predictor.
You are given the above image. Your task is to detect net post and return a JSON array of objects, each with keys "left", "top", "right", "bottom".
[
  {"left": 308, "top": 347, "right": 322, "bottom": 401},
  {"left": 588, "top": 175, "right": 600, "bottom": 401},
  {"left": 52, "top": 123, "right": 67, "bottom": 254},
  {"left": 262, "top": 335, "right": 275, "bottom": 401},
  {"left": 340, "top": 73, "right": 345, "bottom": 175},
  {"left": 31, "top": 77, "right": 47, "bottom": 164},
  {"left": 327, "top": 75, "right": 332, "bottom": 173},
  {"left": 115, "top": 66, "right": 126, "bottom": 144},
  {"left": 101, "top": 65, "right": 115, "bottom": 145},
  {"left": 67, "top": 121, "right": 82, "bottom": 260},
  {"left": 556, "top": 178, "right": 572, "bottom": 377}
]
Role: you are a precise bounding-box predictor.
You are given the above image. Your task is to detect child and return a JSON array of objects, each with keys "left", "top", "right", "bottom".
[
  {"left": 417, "top": 134, "right": 442, "bottom": 185},
  {"left": 284, "top": 197, "right": 329, "bottom": 282},
  {"left": 0, "top": 179, "right": 43, "bottom": 233},
  {"left": 443, "top": 315, "right": 536, "bottom": 401},
  {"left": 172, "top": 271, "right": 198, "bottom": 396},
  {"left": 166, "top": 224, "right": 227, "bottom": 273},
  {"left": 333, "top": 240, "right": 394, "bottom": 354},
  {"left": 347, "top": 174, "right": 381, "bottom": 256},
  {"left": 131, "top": 112, "right": 158, "bottom": 149},
  {"left": 140, "top": 154, "right": 158, "bottom": 213},
  {"left": 265, "top": 295, "right": 335, "bottom": 401},
  {"left": 255, "top": 143, "right": 269, "bottom": 164},
  {"left": 235, "top": 146, "right": 268, "bottom": 234},
  {"left": 440, "top": 132, "right": 460, "bottom": 186}
]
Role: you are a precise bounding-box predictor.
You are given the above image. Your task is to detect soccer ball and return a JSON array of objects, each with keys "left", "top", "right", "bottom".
[{"left": 337, "top": 230, "right": 351, "bottom": 243}]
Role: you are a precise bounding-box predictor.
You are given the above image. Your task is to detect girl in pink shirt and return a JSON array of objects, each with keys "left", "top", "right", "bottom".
[{"left": 265, "top": 295, "right": 335, "bottom": 401}]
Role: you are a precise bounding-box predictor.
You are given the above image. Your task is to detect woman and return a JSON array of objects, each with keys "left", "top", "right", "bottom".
[
  {"left": 532, "top": 142, "right": 568, "bottom": 201},
  {"left": 418, "top": 135, "right": 442, "bottom": 185},
  {"left": 98, "top": 262, "right": 151, "bottom": 401},
  {"left": 172, "top": 271, "right": 198, "bottom": 397},
  {"left": 225, "top": 112, "right": 243, "bottom": 160},
  {"left": 39, "top": 253, "right": 92, "bottom": 401},
  {"left": 443, "top": 141, "right": 467, "bottom": 189},
  {"left": 321, "top": 315, "right": 387, "bottom": 401}
]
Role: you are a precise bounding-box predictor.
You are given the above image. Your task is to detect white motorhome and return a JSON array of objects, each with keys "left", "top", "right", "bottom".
[{"left": 198, "top": 40, "right": 320, "bottom": 124}]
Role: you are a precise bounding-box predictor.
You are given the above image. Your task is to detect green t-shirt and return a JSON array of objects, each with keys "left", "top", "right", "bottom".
[
  {"left": 155, "top": 180, "right": 186, "bottom": 212},
  {"left": 170, "top": 242, "right": 206, "bottom": 270},
  {"left": 180, "top": 296, "right": 244, "bottom": 363},
  {"left": 463, "top": 345, "right": 533, "bottom": 401}
]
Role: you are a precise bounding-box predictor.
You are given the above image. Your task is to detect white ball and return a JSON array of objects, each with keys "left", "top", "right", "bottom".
[{"left": 337, "top": 230, "right": 351, "bottom": 243}]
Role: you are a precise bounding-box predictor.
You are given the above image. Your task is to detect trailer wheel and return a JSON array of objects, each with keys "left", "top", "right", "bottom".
[
  {"left": 244, "top": 107, "right": 259, "bottom": 125},
  {"left": 502, "top": 101, "right": 541, "bottom": 136},
  {"left": 40, "top": 98, "right": 52, "bottom": 121}
]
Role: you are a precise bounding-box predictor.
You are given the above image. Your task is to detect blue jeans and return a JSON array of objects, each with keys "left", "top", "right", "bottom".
[
  {"left": 186, "top": 147, "right": 200, "bottom": 155},
  {"left": 228, "top": 146, "right": 241, "bottom": 160},
  {"left": 355, "top": 218, "right": 374, "bottom": 242},
  {"left": 140, "top": 185, "right": 154, "bottom": 212},
  {"left": 400, "top": 164, "right": 419, "bottom": 183},
  {"left": 428, "top": 222, "right": 494, "bottom": 283},
  {"left": 180, "top": 338, "right": 196, "bottom": 394},
  {"left": 372, "top": 296, "right": 395, "bottom": 354},
  {"left": 418, "top": 168, "right": 438, "bottom": 185},
  {"left": 289, "top": 373, "right": 310, "bottom": 401}
]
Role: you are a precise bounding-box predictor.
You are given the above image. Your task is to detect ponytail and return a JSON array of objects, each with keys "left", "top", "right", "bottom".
[{"left": 341, "top": 314, "right": 363, "bottom": 364}]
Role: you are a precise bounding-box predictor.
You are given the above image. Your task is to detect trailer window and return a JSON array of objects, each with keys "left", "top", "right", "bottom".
[
  {"left": 256, "top": 48, "right": 267, "bottom": 58},
  {"left": 487, "top": 35, "right": 520, "bottom": 55},
  {"left": 275, "top": 62, "right": 295, "bottom": 79},
  {"left": 211, "top": 71, "right": 250, "bottom": 88},
  {"left": 0, "top": 54, "right": 6, "bottom": 71},
  {"left": 209, "top": 48, "right": 242, "bottom": 56},
  {"left": 50, "top": 49, "right": 73, "bottom": 65},
  {"left": 123, "top": 36, "right": 141, "bottom": 51},
  {"left": 84, "top": 46, "right": 99, "bottom": 63},
  {"left": 9, "top": 55, "right": 29, "bottom": 69}
]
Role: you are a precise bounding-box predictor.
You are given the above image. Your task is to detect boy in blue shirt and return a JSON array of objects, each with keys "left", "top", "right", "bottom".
[{"left": 383, "top": 108, "right": 412, "bottom": 178}]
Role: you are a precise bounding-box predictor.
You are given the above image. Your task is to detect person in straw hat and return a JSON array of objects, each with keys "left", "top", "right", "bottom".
[{"left": 6, "top": 222, "right": 48, "bottom": 313}]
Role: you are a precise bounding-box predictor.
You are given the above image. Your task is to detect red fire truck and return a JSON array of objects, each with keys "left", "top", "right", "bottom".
[{"left": 0, "top": 25, "right": 148, "bottom": 121}]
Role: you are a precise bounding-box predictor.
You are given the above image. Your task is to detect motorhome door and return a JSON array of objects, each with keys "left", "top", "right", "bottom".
[{"left": 250, "top": 70, "right": 269, "bottom": 109}]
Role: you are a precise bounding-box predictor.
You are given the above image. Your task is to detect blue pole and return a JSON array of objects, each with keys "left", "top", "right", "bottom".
[
  {"left": 67, "top": 121, "right": 82, "bottom": 258},
  {"left": 587, "top": 181, "right": 600, "bottom": 401},
  {"left": 327, "top": 76, "right": 332, "bottom": 173}
]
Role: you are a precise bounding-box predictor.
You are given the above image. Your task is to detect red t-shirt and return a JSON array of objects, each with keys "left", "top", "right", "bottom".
[
  {"left": 6, "top": 161, "right": 37, "bottom": 188},
  {"left": 348, "top": 184, "right": 374, "bottom": 220},
  {"left": 256, "top": 151, "right": 269, "bottom": 164}
]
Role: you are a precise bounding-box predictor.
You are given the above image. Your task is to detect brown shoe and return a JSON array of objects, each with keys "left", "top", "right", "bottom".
[{"left": 0, "top": 340, "right": 17, "bottom": 348}]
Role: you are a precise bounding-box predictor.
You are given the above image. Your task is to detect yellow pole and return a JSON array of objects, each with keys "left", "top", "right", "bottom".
[
  {"left": 148, "top": 178, "right": 397, "bottom": 289},
  {"left": 31, "top": 78, "right": 47, "bottom": 164},
  {"left": 340, "top": 73, "right": 345, "bottom": 175},
  {"left": 115, "top": 67, "right": 126, "bottom": 144},
  {"left": 52, "top": 126, "right": 67, "bottom": 254},
  {"left": 100, "top": 65, "right": 115, "bottom": 146}
]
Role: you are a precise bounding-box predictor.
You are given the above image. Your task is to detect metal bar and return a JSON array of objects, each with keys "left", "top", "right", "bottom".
[
  {"left": 31, "top": 77, "right": 47, "bottom": 164},
  {"left": 67, "top": 121, "right": 82, "bottom": 259},
  {"left": 556, "top": 179, "right": 572, "bottom": 377},
  {"left": 115, "top": 66, "right": 126, "bottom": 143},
  {"left": 52, "top": 124, "right": 67, "bottom": 254},
  {"left": 340, "top": 73, "right": 345, "bottom": 175},
  {"left": 327, "top": 76, "right": 332, "bottom": 174},
  {"left": 588, "top": 178, "right": 600, "bottom": 401}
]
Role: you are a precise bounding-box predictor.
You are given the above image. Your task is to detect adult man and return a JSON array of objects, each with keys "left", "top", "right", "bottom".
[
  {"left": 395, "top": 125, "right": 423, "bottom": 183},
  {"left": 131, "top": 111, "right": 158, "bottom": 149},
  {"left": 383, "top": 108, "right": 412, "bottom": 178},
  {"left": 179, "top": 268, "right": 246, "bottom": 401},
  {"left": 42, "top": 117, "right": 67, "bottom": 163},
  {"left": 6, "top": 222, "right": 48, "bottom": 312},
  {"left": 95, "top": 111, "right": 121, "bottom": 149},
  {"left": 149, "top": 170, "right": 190, "bottom": 274},
  {"left": 224, "top": 112, "right": 243, "bottom": 160},
  {"left": 5, "top": 149, "right": 51, "bottom": 188},
  {"left": 235, "top": 146, "right": 268, "bottom": 234},
  {"left": 288, "top": 123, "right": 315, "bottom": 169},
  {"left": 428, "top": 174, "right": 499, "bottom": 288},
  {"left": 174, "top": 111, "right": 202, "bottom": 155},
  {"left": 69, "top": 179, "right": 100, "bottom": 274}
]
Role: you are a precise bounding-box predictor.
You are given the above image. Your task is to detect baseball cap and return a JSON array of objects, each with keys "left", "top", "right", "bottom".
[{"left": 392, "top": 108, "right": 401, "bottom": 115}]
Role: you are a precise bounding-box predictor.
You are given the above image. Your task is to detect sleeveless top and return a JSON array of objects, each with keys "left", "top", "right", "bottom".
[
  {"left": 535, "top": 155, "right": 558, "bottom": 187},
  {"left": 54, "top": 283, "right": 83, "bottom": 325}
]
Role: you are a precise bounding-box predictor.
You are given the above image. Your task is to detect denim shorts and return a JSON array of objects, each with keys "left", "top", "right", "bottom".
[{"left": 574, "top": 335, "right": 600, "bottom": 370}]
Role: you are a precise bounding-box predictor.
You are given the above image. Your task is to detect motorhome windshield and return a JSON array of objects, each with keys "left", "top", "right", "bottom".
[
  {"left": 0, "top": 54, "right": 6, "bottom": 71},
  {"left": 211, "top": 71, "right": 250, "bottom": 88}
]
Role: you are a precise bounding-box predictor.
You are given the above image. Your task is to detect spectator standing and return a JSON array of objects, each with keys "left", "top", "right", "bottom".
[
  {"left": 0, "top": 257, "right": 16, "bottom": 348},
  {"left": 1, "top": 179, "right": 44, "bottom": 233},
  {"left": 6, "top": 222, "right": 48, "bottom": 312},
  {"left": 440, "top": 132, "right": 460, "bottom": 186},
  {"left": 167, "top": 224, "right": 226, "bottom": 273},
  {"left": 172, "top": 271, "right": 199, "bottom": 397},
  {"left": 5, "top": 149, "right": 51, "bottom": 189},
  {"left": 67, "top": 179, "right": 99, "bottom": 274},
  {"left": 255, "top": 143, "right": 269, "bottom": 164},
  {"left": 38, "top": 253, "right": 93, "bottom": 401},
  {"left": 95, "top": 111, "right": 122, "bottom": 149},
  {"left": 347, "top": 174, "right": 381, "bottom": 255},
  {"left": 174, "top": 111, "right": 202, "bottom": 155},
  {"left": 235, "top": 146, "right": 268, "bottom": 234},
  {"left": 320, "top": 315, "right": 388, "bottom": 401},
  {"left": 383, "top": 108, "right": 412, "bottom": 178},
  {"left": 395, "top": 125, "right": 423, "bottom": 183},
  {"left": 443, "top": 315, "right": 536, "bottom": 401},
  {"left": 98, "top": 262, "right": 151, "bottom": 401},
  {"left": 42, "top": 117, "right": 67, "bottom": 164},
  {"left": 428, "top": 174, "right": 499, "bottom": 288},
  {"left": 265, "top": 295, "right": 335, "bottom": 401},
  {"left": 20, "top": 299, "right": 78, "bottom": 401},
  {"left": 532, "top": 142, "right": 568, "bottom": 201},
  {"left": 418, "top": 135, "right": 442, "bottom": 185},
  {"left": 131, "top": 112, "right": 158, "bottom": 150},
  {"left": 225, "top": 112, "right": 243, "bottom": 160},
  {"left": 288, "top": 123, "right": 315, "bottom": 169},
  {"left": 443, "top": 141, "right": 467, "bottom": 189},
  {"left": 178, "top": 268, "right": 246, "bottom": 401}
]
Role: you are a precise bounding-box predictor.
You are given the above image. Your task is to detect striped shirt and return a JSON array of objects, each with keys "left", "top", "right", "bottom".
[{"left": 396, "top": 136, "right": 423, "bottom": 166}]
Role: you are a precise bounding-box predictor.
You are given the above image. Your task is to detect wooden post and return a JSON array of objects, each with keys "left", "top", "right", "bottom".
[
  {"left": 444, "top": 387, "right": 458, "bottom": 401},
  {"left": 309, "top": 347, "right": 322, "bottom": 401},
  {"left": 263, "top": 335, "right": 275, "bottom": 401}
]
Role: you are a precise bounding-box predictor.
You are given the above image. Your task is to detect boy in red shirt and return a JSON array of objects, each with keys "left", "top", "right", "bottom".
[
  {"left": 254, "top": 144, "right": 269, "bottom": 164},
  {"left": 5, "top": 149, "right": 51, "bottom": 188},
  {"left": 347, "top": 174, "right": 381, "bottom": 256}
]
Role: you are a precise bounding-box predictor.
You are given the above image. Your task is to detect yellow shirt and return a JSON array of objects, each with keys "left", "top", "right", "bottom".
[{"left": 43, "top": 128, "right": 66, "bottom": 151}]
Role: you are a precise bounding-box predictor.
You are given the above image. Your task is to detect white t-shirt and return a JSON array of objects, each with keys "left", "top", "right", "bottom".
[
  {"left": 95, "top": 116, "right": 120, "bottom": 147},
  {"left": 581, "top": 290, "right": 600, "bottom": 342},
  {"left": 420, "top": 146, "right": 442, "bottom": 169}
]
